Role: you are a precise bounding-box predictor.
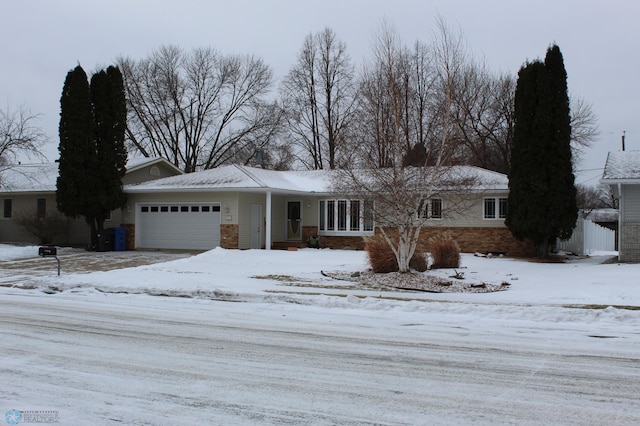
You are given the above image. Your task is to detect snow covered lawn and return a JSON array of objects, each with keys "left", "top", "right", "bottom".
[
  {"left": 2, "top": 244, "right": 636, "bottom": 308},
  {"left": 1, "top": 244, "right": 639, "bottom": 424}
]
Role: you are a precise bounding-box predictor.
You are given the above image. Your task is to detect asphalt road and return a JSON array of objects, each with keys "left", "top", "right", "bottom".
[{"left": 1, "top": 293, "right": 638, "bottom": 425}]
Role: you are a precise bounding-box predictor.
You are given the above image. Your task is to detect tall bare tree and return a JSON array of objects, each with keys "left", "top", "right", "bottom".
[
  {"left": 0, "top": 103, "right": 47, "bottom": 170},
  {"left": 280, "top": 28, "right": 357, "bottom": 170},
  {"left": 452, "top": 65, "right": 515, "bottom": 174},
  {"left": 453, "top": 67, "right": 597, "bottom": 175},
  {"left": 339, "top": 20, "right": 473, "bottom": 273},
  {"left": 118, "top": 45, "right": 281, "bottom": 172}
]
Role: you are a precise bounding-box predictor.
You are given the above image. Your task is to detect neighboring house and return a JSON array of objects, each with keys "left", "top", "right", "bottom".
[
  {"left": 602, "top": 151, "right": 640, "bottom": 262},
  {"left": 0, "top": 158, "right": 182, "bottom": 246},
  {"left": 1, "top": 160, "right": 533, "bottom": 256}
]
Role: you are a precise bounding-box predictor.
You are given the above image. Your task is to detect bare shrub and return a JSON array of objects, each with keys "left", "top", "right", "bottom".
[
  {"left": 365, "top": 236, "right": 398, "bottom": 273},
  {"left": 430, "top": 235, "right": 461, "bottom": 269},
  {"left": 365, "top": 236, "right": 429, "bottom": 273},
  {"left": 409, "top": 238, "right": 429, "bottom": 272},
  {"left": 13, "top": 210, "right": 69, "bottom": 245}
]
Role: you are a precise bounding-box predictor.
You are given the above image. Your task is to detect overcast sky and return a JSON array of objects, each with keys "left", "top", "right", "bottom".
[{"left": 2, "top": 0, "right": 638, "bottom": 185}]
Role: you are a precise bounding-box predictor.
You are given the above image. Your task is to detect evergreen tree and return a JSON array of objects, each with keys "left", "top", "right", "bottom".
[
  {"left": 506, "top": 45, "right": 577, "bottom": 258},
  {"left": 545, "top": 45, "right": 577, "bottom": 241},
  {"left": 56, "top": 65, "right": 99, "bottom": 223},
  {"left": 57, "top": 64, "right": 128, "bottom": 250},
  {"left": 90, "top": 66, "right": 127, "bottom": 240}
]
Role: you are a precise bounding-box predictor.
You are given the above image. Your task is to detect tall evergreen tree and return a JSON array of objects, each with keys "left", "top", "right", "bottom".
[
  {"left": 506, "top": 45, "right": 577, "bottom": 258},
  {"left": 57, "top": 64, "right": 128, "bottom": 250},
  {"left": 90, "top": 66, "right": 128, "bottom": 240},
  {"left": 56, "top": 65, "right": 99, "bottom": 223}
]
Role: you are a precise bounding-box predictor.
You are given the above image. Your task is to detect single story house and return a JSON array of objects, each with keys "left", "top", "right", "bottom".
[
  {"left": 2, "top": 160, "right": 534, "bottom": 256},
  {"left": 602, "top": 150, "right": 640, "bottom": 262},
  {"left": 0, "top": 157, "right": 181, "bottom": 246}
]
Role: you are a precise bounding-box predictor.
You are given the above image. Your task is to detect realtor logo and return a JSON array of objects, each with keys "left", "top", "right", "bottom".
[
  {"left": 5, "top": 410, "right": 22, "bottom": 425},
  {"left": 4, "top": 409, "right": 59, "bottom": 424}
]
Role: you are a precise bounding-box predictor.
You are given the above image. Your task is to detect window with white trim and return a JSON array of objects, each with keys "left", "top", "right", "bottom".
[
  {"left": 484, "top": 197, "right": 508, "bottom": 219},
  {"left": 319, "top": 199, "right": 374, "bottom": 234},
  {"left": 418, "top": 198, "right": 443, "bottom": 219}
]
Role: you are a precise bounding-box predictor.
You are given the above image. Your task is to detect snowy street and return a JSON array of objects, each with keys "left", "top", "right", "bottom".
[
  {"left": 1, "top": 246, "right": 640, "bottom": 424},
  {"left": 2, "top": 290, "right": 639, "bottom": 425}
]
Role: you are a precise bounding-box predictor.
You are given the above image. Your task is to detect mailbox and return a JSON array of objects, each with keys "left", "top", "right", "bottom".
[{"left": 38, "top": 246, "right": 57, "bottom": 257}]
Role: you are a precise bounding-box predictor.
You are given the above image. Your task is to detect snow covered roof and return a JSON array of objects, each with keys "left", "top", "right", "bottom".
[
  {"left": 602, "top": 151, "right": 640, "bottom": 182},
  {"left": 0, "top": 163, "right": 59, "bottom": 193},
  {"left": 582, "top": 208, "right": 618, "bottom": 222},
  {"left": 1, "top": 159, "right": 508, "bottom": 196},
  {"left": 126, "top": 164, "right": 508, "bottom": 194},
  {"left": 126, "top": 165, "right": 332, "bottom": 194},
  {"left": 0, "top": 157, "right": 177, "bottom": 194}
]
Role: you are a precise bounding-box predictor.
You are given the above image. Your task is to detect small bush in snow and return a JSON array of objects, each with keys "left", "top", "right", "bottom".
[
  {"left": 429, "top": 235, "right": 461, "bottom": 269},
  {"left": 364, "top": 236, "right": 429, "bottom": 273}
]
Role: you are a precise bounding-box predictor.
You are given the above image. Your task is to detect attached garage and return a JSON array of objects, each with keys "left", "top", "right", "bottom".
[{"left": 137, "top": 203, "right": 221, "bottom": 250}]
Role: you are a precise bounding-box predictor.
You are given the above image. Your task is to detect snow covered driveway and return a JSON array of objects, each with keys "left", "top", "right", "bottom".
[{"left": 1, "top": 292, "right": 639, "bottom": 425}]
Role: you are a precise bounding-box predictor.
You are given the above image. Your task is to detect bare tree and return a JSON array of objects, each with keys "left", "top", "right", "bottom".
[
  {"left": 339, "top": 20, "right": 473, "bottom": 273},
  {"left": 280, "top": 28, "right": 357, "bottom": 170},
  {"left": 576, "top": 183, "right": 616, "bottom": 215},
  {"left": 118, "top": 46, "right": 281, "bottom": 172},
  {"left": 569, "top": 96, "right": 599, "bottom": 165},
  {"left": 452, "top": 63, "right": 515, "bottom": 174},
  {"left": 0, "top": 104, "right": 47, "bottom": 170}
]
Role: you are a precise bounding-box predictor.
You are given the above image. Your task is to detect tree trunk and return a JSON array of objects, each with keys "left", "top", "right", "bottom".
[
  {"left": 535, "top": 238, "right": 550, "bottom": 258},
  {"left": 86, "top": 216, "right": 97, "bottom": 251}
]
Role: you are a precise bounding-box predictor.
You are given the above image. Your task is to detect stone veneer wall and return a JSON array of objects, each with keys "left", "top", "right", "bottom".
[
  {"left": 220, "top": 224, "right": 239, "bottom": 249},
  {"left": 122, "top": 224, "right": 135, "bottom": 250},
  {"left": 320, "top": 227, "right": 535, "bottom": 257},
  {"left": 620, "top": 222, "right": 640, "bottom": 262}
]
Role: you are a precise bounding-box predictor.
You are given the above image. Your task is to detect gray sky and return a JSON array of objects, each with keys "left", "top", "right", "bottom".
[{"left": 2, "top": 0, "right": 638, "bottom": 185}]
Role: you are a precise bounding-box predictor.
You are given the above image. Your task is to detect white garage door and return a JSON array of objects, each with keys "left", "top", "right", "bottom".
[{"left": 138, "top": 203, "right": 221, "bottom": 250}]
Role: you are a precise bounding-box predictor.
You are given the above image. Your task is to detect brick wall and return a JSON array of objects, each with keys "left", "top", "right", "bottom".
[
  {"left": 319, "top": 226, "right": 534, "bottom": 257},
  {"left": 419, "top": 227, "right": 534, "bottom": 257},
  {"left": 220, "top": 224, "right": 239, "bottom": 249},
  {"left": 302, "top": 226, "right": 318, "bottom": 242},
  {"left": 320, "top": 235, "right": 366, "bottom": 250},
  {"left": 620, "top": 222, "right": 640, "bottom": 262}
]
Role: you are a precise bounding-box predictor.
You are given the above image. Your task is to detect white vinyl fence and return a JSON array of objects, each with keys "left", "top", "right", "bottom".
[{"left": 556, "top": 218, "right": 616, "bottom": 255}]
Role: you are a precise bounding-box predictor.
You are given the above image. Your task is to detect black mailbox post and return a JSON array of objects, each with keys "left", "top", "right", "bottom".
[{"left": 38, "top": 246, "right": 60, "bottom": 276}]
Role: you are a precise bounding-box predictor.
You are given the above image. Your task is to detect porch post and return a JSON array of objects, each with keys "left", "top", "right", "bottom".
[{"left": 265, "top": 190, "right": 272, "bottom": 250}]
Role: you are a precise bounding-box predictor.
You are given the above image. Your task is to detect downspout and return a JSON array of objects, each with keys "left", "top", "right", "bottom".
[
  {"left": 266, "top": 191, "right": 272, "bottom": 250},
  {"left": 617, "top": 183, "right": 622, "bottom": 260}
]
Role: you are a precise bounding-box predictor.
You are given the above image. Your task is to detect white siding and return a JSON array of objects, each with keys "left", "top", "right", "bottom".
[{"left": 622, "top": 185, "right": 640, "bottom": 222}]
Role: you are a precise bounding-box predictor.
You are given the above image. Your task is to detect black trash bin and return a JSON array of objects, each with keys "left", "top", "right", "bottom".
[{"left": 96, "top": 228, "right": 114, "bottom": 252}]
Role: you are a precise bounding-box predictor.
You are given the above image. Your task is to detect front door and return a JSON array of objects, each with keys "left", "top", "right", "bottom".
[
  {"left": 251, "top": 204, "right": 262, "bottom": 249},
  {"left": 286, "top": 201, "right": 302, "bottom": 240}
]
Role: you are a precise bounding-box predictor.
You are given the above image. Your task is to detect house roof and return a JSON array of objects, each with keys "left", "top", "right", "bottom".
[
  {"left": 125, "top": 164, "right": 332, "bottom": 194},
  {"left": 602, "top": 151, "right": 640, "bottom": 182},
  {"left": 0, "top": 157, "right": 176, "bottom": 194},
  {"left": 126, "top": 164, "right": 508, "bottom": 194},
  {"left": 1, "top": 159, "right": 509, "bottom": 196},
  {"left": 0, "top": 163, "right": 59, "bottom": 193}
]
